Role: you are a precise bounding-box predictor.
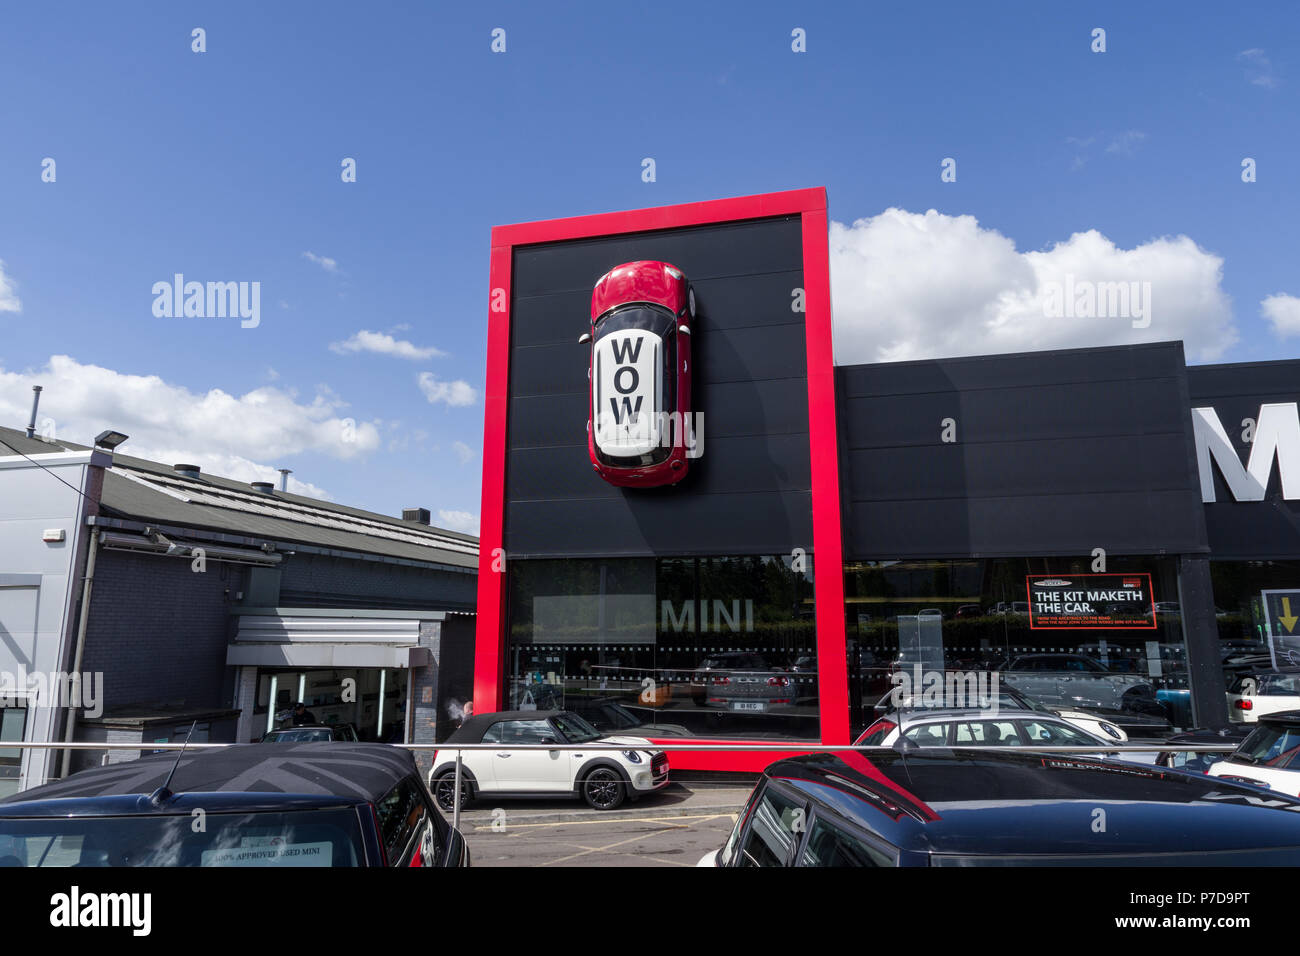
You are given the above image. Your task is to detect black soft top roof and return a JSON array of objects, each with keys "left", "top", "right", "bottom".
[
  {"left": 0, "top": 742, "right": 416, "bottom": 806},
  {"left": 446, "top": 711, "right": 566, "bottom": 744}
]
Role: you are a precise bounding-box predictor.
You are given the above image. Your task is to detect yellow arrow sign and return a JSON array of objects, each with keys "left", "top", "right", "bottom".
[{"left": 1281, "top": 597, "right": 1299, "bottom": 633}]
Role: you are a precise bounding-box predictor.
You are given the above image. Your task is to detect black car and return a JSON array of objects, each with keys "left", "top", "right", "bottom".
[
  {"left": 0, "top": 742, "right": 468, "bottom": 867},
  {"left": 1155, "top": 725, "right": 1253, "bottom": 774},
  {"left": 703, "top": 748, "right": 1300, "bottom": 866}
]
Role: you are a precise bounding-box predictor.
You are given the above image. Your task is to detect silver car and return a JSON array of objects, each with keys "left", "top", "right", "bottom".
[{"left": 1000, "top": 653, "right": 1157, "bottom": 713}]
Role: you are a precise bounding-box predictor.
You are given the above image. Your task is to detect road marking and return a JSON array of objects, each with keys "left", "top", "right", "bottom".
[
  {"left": 471, "top": 811, "right": 737, "bottom": 831},
  {"left": 540, "top": 827, "right": 678, "bottom": 866}
]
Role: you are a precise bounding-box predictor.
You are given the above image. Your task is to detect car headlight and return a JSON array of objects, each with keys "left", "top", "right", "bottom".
[
  {"left": 622, "top": 750, "right": 642, "bottom": 763},
  {"left": 1100, "top": 722, "right": 1123, "bottom": 739}
]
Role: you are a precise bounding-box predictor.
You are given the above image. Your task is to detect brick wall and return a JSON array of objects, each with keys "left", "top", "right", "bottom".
[{"left": 82, "top": 549, "right": 240, "bottom": 714}]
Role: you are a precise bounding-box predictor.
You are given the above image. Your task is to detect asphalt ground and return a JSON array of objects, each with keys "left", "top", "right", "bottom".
[{"left": 454, "top": 781, "right": 750, "bottom": 866}]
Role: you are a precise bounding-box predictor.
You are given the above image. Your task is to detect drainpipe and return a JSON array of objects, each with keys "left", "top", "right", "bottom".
[{"left": 60, "top": 531, "right": 100, "bottom": 777}]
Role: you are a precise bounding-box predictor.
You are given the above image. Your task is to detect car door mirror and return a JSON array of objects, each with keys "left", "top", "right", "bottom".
[
  {"left": 539, "top": 735, "right": 556, "bottom": 745},
  {"left": 578, "top": 333, "right": 591, "bottom": 345}
]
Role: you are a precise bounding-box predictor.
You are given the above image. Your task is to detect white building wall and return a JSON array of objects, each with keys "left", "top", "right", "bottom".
[{"left": 0, "top": 450, "right": 105, "bottom": 791}]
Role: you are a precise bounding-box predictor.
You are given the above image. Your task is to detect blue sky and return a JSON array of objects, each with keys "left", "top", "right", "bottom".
[{"left": 1, "top": 1, "right": 1297, "bottom": 530}]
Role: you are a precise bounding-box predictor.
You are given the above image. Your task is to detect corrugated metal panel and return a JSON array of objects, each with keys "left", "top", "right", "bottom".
[{"left": 234, "top": 615, "right": 420, "bottom": 645}]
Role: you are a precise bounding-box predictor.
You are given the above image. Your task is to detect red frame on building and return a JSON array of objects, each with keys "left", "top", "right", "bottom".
[{"left": 473, "top": 187, "right": 847, "bottom": 770}]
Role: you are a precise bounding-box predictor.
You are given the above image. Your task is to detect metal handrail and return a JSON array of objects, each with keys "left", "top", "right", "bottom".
[{"left": 2, "top": 741, "right": 1240, "bottom": 752}]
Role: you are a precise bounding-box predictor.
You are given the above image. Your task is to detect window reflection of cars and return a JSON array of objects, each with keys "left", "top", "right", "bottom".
[
  {"left": 567, "top": 697, "right": 691, "bottom": 737},
  {"left": 509, "top": 681, "right": 564, "bottom": 711},
  {"left": 692, "top": 653, "right": 808, "bottom": 713},
  {"left": 1227, "top": 669, "right": 1300, "bottom": 723},
  {"left": 1000, "top": 654, "right": 1159, "bottom": 715}
]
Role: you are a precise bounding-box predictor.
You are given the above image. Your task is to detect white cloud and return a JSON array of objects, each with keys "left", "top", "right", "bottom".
[
  {"left": 1239, "top": 48, "right": 1279, "bottom": 88},
  {"left": 330, "top": 329, "right": 446, "bottom": 360},
  {"left": 1105, "top": 130, "right": 1147, "bottom": 156},
  {"left": 1261, "top": 293, "right": 1300, "bottom": 338},
  {"left": 0, "top": 355, "right": 384, "bottom": 498},
  {"left": 0, "top": 260, "right": 21, "bottom": 313},
  {"left": 830, "top": 208, "right": 1237, "bottom": 365},
  {"left": 302, "top": 251, "right": 339, "bottom": 272},
  {"left": 417, "top": 372, "right": 477, "bottom": 407},
  {"left": 437, "top": 509, "right": 479, "bottom": 534},
  {"left": 452, "top": 440, "right": 474, "bottom": 464}
]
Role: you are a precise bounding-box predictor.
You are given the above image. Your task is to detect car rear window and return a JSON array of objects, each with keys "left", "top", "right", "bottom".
[{"left": 0, "top": 808, "right": 365, "bottom": 867}]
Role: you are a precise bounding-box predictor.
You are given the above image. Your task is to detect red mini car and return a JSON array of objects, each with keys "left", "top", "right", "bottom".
[{"left": 579, "top": 260, "right": 697, "bottom": 487}]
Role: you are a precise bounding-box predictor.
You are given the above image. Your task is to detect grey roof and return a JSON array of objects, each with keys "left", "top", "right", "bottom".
[{"left": 0, "top": 425, "right": 478, "bottom": 569}]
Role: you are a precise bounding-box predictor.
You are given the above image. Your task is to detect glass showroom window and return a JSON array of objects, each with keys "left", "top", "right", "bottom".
[
  {"left": 507, "top": 555, "right": 817, "bottom": 740},
  {"left": 1210, "top": 560, "right": 1300, "bottom": 662},
  {"left": 844, "top": 556, "right": 1186, "bottom": 738}
]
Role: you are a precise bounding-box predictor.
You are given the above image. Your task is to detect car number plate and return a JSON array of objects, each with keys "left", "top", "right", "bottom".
[{"left": 732, "top": 702, "right": 765, "bottom": 711}]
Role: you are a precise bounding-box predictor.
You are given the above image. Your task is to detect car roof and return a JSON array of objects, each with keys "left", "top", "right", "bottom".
[
  {"left": 896, "top": 708, "right": 1064, "bottom": 724},
  {"left": 445, "top": 711, "right": 567, "bottom": 743},
  {"left": 763, "top": 750, "right": 1300, "bottom": 857},
  {"left": 0, "top": 742, "right": 416, "bottom": 816}
]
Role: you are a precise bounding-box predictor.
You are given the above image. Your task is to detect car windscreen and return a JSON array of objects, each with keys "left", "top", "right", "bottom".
[
  {"left": 0, "top": 808, "right": 366, "bottom": 866},
  {"left": 552, "top": 713, "right": 603, "bottom": 743}
]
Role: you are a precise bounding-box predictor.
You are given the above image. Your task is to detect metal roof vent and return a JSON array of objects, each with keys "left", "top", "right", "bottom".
[
  {"left": 402, "top": 507, "right": 431, "bottom": 525},
  {"left": 251, "top": 481, "right": 275, "bottom": 494},
  {"left": 173, "top": 463, "right": 202, "bottom": 479}
]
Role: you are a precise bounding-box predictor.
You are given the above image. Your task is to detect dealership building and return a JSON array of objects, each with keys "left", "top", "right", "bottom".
[
  {"left": 472, "top": 187, "right": 1300, "bottom": 770},
  {"left": 0, "top": 427, "right": 476, "bottom": 793}
]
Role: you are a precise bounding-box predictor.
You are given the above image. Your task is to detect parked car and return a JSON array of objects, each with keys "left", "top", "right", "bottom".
[
  {"left": 699, "top": 749, "right": 1300, "bottom": 866},
  {"left": 427, "top": 710, "right": 669, "bottom": 812},
  {"left": 1208, "top": 712, "right": 1300, "bottom": 794},
  {"left": 261, "top": 723, "right": 359, "bottom": 743},
  {"left": 853, "top": 708, "right": 1115, "bottom": 752},
  {"left": 1227, "top": 668, "right": 1300, "bottom": 722},
  {"left": 579, "top": 260, "right": 695, "bottom": 487},
  {"left": 0, "top": 742, "right": 468, "bottom": 867},
  {"left": 1000, "top": 653, "right": 1159, "bottom": 714},
  {"left": 1155, "top": 725, "right": 1253, "bottom": 774},
  {"left": 692, "top": 652, "right": 806, "bottom": 713},
  {"left": 870, "top": 685, "right": 1131, "bottom": 742}
]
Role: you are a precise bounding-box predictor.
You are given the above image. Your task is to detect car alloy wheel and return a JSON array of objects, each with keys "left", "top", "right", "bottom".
[
  {"left": 434, "top": 772, "right": 471, "bottom": 812},
  {"left": 582, "top": 767, "right": 625, "bottom": 811}
]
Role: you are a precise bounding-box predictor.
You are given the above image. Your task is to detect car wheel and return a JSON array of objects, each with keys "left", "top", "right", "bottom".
[
  {"left": 432, "top": 770, "right": 473, "bottom": 812},
  {"left": 581, "top": 767, "right": 626, "bottom": 811}
]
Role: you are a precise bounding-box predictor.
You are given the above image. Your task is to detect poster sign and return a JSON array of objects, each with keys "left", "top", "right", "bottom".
[{"left": 1026, "top": 573, "right": 1156, "bottom": 629}]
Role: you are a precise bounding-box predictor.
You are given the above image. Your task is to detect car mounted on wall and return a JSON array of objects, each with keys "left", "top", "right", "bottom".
[{"left": 579, "top": 260, "right": 697, "bottom": 487}]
